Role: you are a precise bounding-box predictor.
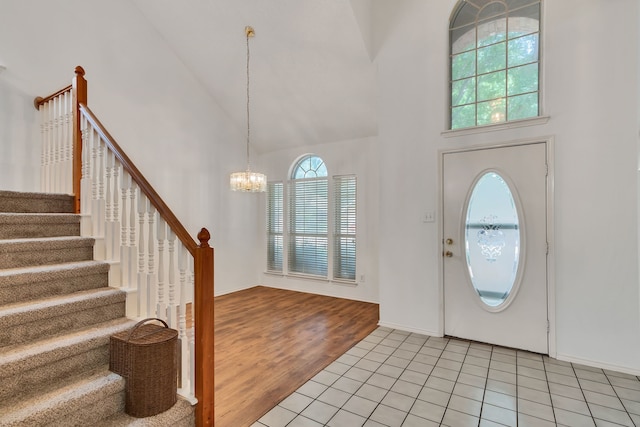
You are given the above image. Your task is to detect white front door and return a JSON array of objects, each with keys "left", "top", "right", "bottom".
[{"left": 442, "top": 143, "right": 548, "bottom": 354}]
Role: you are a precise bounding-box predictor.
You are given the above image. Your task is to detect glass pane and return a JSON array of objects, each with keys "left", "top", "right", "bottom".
[
  {"left": 334, "top": 237, "right": 356, "bottom": 280},
  {"left": 452, "top": 77, "right": 476, "bottom": 107},
  {"left": 477, "top": 70, "right": 506, "bottom": 101},
  {"left": 452, "top": 50, "right": 476, "bottom": 80},
  {"left": 478, "top": 18, "right": 507, "bottom": 47},
  {"left": 451, "top": 24, "right": 476, "bottom": 54},
  {"left": 508, "top": 92, "right": 538, "bottom": 120},
  {"left": 289, "top": 236, "right": 328, "bottom": 276},
  {"left": 293, "top": 155, "right": 327, "bottom": 179},
  {"left": 477, "top": 98, "right": 506, "bottom": 125},
  {"left": 451, "top": 4, "right": 478, "bottom": 30},
  {"left": 509, "top": 3, "right": 540, "bottom": 34},
  {"left": 508, "top": 63, "right": 538, "bottom": 95},
  {"left": 478, "top": 42, "right": 506, "bottom": 74},
  {"left": 452, "top": 104, "right": 476, "bottom": 129},
  {"left": 267, "top": 235, "right": 283, "bottom": 271},
  {"left": 465, "top": 172, "right": 521, "bottom": 307},
  {"left": 478, "top": 3, "right": 506, "bottom": 23},
  {"left": 290, "top": 180, "right": 328, "bottom": 234},
  {"left": 507, "top": 0, "right": 540, "bottom": 12},
  {"left": 508, "top": 34, "right": 539, "bottom": 67}
]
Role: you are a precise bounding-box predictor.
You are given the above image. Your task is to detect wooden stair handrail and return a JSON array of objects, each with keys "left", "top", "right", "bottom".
[
  {"left": 33, "top": 84, "right": 72, "bottom": 110},
  {"left": 78, "top": 103, "right": 198, "bottom": 254}
]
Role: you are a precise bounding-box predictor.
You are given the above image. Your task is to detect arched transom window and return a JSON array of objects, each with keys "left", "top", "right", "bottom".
[{"left": 450, "top": 0, "right": 541, "bottom": 129}]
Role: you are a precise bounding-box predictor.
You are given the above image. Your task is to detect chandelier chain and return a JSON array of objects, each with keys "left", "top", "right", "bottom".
[{"left": 246, "top": 28, "right": 251, "bottom": 170}]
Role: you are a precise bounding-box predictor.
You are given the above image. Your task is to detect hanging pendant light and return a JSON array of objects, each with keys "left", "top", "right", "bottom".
[{"left": 230, "top": 26, "right": 267, "bottom": 192}]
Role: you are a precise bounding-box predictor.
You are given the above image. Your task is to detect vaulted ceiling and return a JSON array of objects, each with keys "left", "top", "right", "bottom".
[
  {"left": 0, "top": 0, "right": 380, "bottom": 153},
  {"left": 130, "top": 0, "right": 379, "bottom": 152}
]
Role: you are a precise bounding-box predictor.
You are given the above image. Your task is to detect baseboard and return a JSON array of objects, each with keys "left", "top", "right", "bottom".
[
  {"left": 556, "top": 352, "right": 640, "bottom": 376},
  {"left": 377, "top": 320, "right": 442, "bottom": 338}
]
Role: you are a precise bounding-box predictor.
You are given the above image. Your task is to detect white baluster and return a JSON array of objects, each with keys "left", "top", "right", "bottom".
[
  {"left": 137, "top": 192, "right": 147, "bottom": 317},
  {"left": 105, "top": 150, "right": 114, "bottom": 257},
  {"left": 112, "top": 162, "right": 121, "bottom": 261},
  {"left": 128, "top": 183, "right": 138, "bottom": 291},
  {"left": 39, "top": 102, "right": 46, "bottom": 192},
  {"left": 92, "top": 138, "right": 106, "bottom": 259},
  {"left": 56, "top": 95, "right": 64, "bottom": 193},
  {"left": 167, "top": 229, "right": 177, "bottom": 328},
  {"left": 59, "top": 92, "right": 68, "bottom": 193},
  {"left": 52, "top": 96, "right": 60, "bottom": 192},
  {"left": 188, "top": 259, "right": 196, "bottom": 397},
  {"left": 46, "top": 100, "right": 54, "bottom": 192},
  {"left": 120, "top": 172, "right": 130, "bottom": 287},
  {"left": 64, "top": 91, "right": 72, "bottom": 194},
  {"left": 147, "top": 202, "right": 157, "bottom": 319},
  {"left": 178, "top": 243, "right": 188, "bottom": 390},
  {"left": 156, "top": 219, "right": 167, "bottom": 321},
  {"left": 80, "top": 118, "right": 92, "bottom": 236},
  {"left": 89, "top": 127, "right": 100, "bottom": 221},
  {"left": 105, "top": 160, "right": 122, "bottom": 288}
]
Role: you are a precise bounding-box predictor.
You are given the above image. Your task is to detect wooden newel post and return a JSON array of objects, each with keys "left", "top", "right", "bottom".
[
  {"left": 71, "top": 66, "right": 87, "bottom": 214},
  {"left": 194, "top": 227, "right": 215, "bottom": 426}
]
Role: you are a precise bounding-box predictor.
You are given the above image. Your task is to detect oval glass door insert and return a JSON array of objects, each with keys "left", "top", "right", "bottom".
[{"left": 465, "top": 172, "right": 520, "bottom": 307}]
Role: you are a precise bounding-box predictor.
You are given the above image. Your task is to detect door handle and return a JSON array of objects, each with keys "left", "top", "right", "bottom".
[
  {"left": 444, "top": 251, "right": 453, "bottom": 258},
  {"left": 446, "top": 238, "right": 453, "bottom": 245}
]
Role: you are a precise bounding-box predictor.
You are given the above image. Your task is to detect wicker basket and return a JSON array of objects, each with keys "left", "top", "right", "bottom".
[{"left": 109, "top": 318, "right": 178, "bottom": 417}]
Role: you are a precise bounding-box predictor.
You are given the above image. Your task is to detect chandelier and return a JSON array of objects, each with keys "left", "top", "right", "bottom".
[{"left": 230, "top": 26, "right": 267, "bottom": 192}]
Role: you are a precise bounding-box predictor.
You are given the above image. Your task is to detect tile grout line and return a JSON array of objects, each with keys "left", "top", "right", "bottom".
[
  {"left": 569, "top": 360, "right": 596, "bottom": 426},
  {"left": 602, "top": 367, "right": 638, "bottom": 427},
  {"left": 403, "top": 334, "right": 453, "bottom": 426},
  {"left": 326, "top": 326, "right": 404, "bottom": 426},
  {"left": 363, "top": 329, "right": 420, "bottom": 426},
  {"left": 538, "top": 352, "right": 557, "bottom": 427}
]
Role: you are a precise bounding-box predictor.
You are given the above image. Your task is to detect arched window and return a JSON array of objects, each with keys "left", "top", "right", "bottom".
[
  {"left": 289, "top": 155, "right": 329, "bottom": 276},
  {"left": 266, "top": 155, "right": 357, "bottom": 281},
  {"left": 450, "top": 0, "right": 541, "bottom": 129}
]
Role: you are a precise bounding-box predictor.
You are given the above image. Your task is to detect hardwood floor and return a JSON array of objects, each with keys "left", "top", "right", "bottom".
[{"left": 213, "top": 286, "right": 379, "bottom": 427}]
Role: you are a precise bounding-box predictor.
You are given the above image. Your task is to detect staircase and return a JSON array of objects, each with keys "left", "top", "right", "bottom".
[{"left": 0, "top": 190, "right": 194, "bottom": 426}]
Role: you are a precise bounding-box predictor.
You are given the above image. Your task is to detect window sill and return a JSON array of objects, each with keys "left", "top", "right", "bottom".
[
  {"left": 441, "top": 115, "right": 550, "bottom": 138},
  {"left": 263, "top": 271, "right": 357, "bottom": 286}
]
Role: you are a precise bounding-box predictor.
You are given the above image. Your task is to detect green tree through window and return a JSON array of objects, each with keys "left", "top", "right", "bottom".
[{"left": 450, "top": 0, "right": 541, "bottom": 129}]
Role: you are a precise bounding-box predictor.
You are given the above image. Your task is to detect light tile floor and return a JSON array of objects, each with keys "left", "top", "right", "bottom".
[{"left": 252, "top": 327, "right": 640, "bottom": 427}]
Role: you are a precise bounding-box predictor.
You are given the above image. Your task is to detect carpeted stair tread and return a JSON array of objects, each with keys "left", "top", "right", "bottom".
[
  {"left": 0, "top": 212, "right": 80, "bottom": 238},
  {"left": 0, "top": 317, "right": 135, "bottom": 405},
  {"left": 0, "top": 368, "right": 125, "bottom": 427},
  {"left": 0, "top": 287, "right": 126, "bottom": 347},
  {"left": 97, "top": 397, "right": 195, "bottom": 426},
  {"left": 0, "top": 190, "right": 74, "bottom": 213},
  {"left": 0, "top": 236, "right": 95, "bottom": 268},
  {"left": 0, "top": 316, "right": 134, "bottom": 374},
  {"left": 0, "top": 260, "right": 109, "bottom": 305},
  {"left": 0, "top": 235, "right": 94, "bottom": 249}
]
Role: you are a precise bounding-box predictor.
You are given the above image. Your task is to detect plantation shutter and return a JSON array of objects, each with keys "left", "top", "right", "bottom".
[
  {"left": 266, "top": 182, "right": 283, "bottom": 272},
  {"left": 288, "top": 177, "right": 328, "bottom": 276},
  {"left": 333, "top": 175, "right": 356, "bottom": 281}
]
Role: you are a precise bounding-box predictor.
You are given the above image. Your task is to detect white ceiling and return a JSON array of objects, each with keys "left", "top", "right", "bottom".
[{"left": 132, "top": 0, "right": 379, "bottom": 153}]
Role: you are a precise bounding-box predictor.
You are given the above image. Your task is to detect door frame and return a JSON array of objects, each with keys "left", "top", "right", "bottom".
[{"left": 438, "top": 136, "right": 556, "bottom": 357}]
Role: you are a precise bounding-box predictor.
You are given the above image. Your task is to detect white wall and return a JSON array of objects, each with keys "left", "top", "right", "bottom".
[
  {"left": 258, "top": 136, "right": 379, "bottom": 303},
  {"left": 0, "top": 0, "right": 261, "bottom": 296},
  {"left": 2, "top": 0, "right": 639, "bottom": 374},
  {"left": 375, "top": 0, "right": 640, "bottom": 374},
  {"left": 0, "top": 78, "right": 40, "bottom": 191}
]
